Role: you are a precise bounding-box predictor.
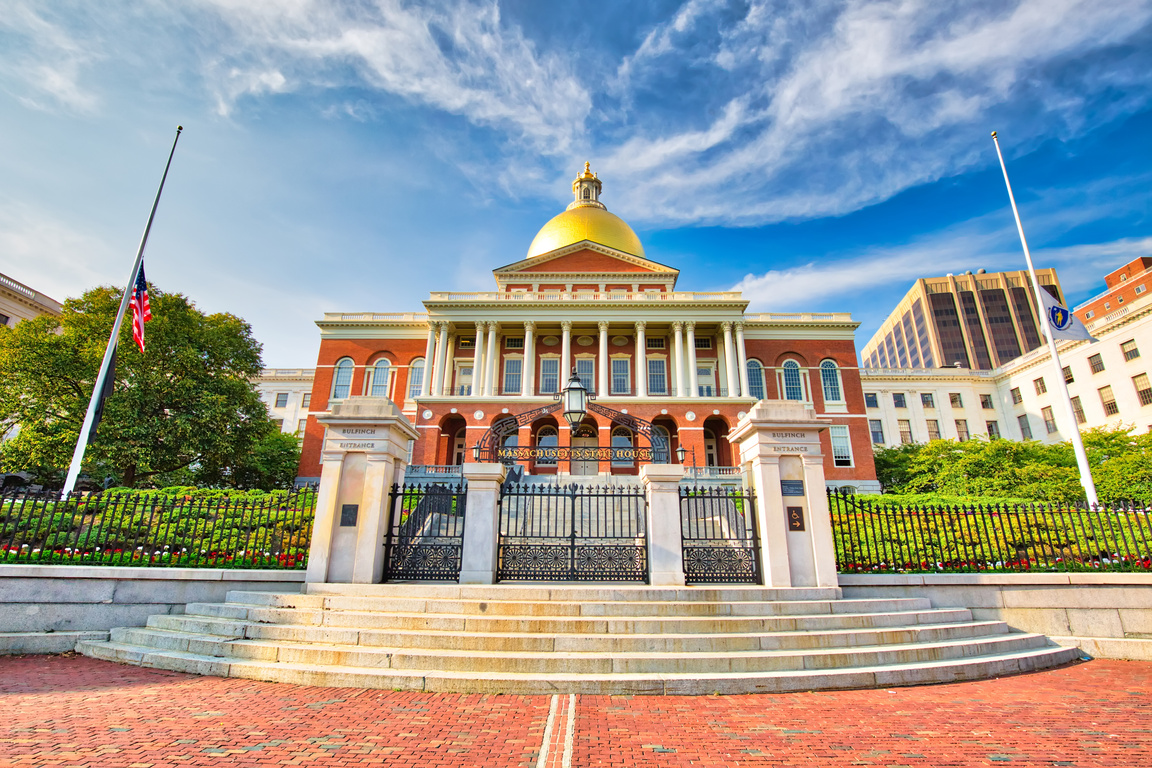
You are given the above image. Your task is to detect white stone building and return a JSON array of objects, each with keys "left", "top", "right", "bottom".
[{"left": 254, "top": 369, "right": 315, "bottom": 436}]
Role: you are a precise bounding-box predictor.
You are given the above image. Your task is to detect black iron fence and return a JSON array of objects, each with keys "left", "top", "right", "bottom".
[
  {"left": 383, "top": 482, "right": 467, "bottom": 581},
  {"left": 830, "top": 490, "right": 1152, "bottom": 573},
  {"left": 497, "top": 482, "right": 648, "bottom": 582},
  {"left": 680, "top": 485, "right": 761, "bottom": 584},
  {"left": 1, "top": 489, "right": 315, "bottom": 569}
]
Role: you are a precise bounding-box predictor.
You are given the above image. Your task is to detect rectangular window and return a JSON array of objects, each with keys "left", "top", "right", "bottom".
[
  {"left": 694, "top": 337, "right": 712, "bottom": 349},
  {"left": 980, "top": 393, "right": 994, "bottom": 409},
  {"left": 898, "top": 419, "right": 913, "bottom": 444},
  {"left": 611, "top": 358, "right": 631, "bottom": 395},
  {"left": 1071, "top": 396, "right": 1086, "bottom": 424},
  {"left": 1089, "top": 353, "right": 1105, "bottom": 373},
  {"left": 868, "top": 419, "right": 885, "bottom": 444},
  {"left": 986, "top": 420, "right": 1000, "bottom": 438},
  {"left": 926, "top": 420, "right": 941, "bottom": 440},
  {"left": 0, "top": 313, "right": 9, "bottom": 326},
  {"left": 1122, "top": 339, "right": 1140, "bottom": 361},
  {"left": 576, "top": 358, "right": 595, "bottom": 394},
  {"left": 921, "top": 392, "right": 935, "bottom": 408},
  {"left": 1134, "top": 373, "right": 1152, "bottom": 407},
  {"left": 892, "top": 392, "right": 907, "bottom": 408},
  {"left": 502, "top": 358, "right": 522, "bottom": 394},
  {"left": 1010, "top": 387, "right": 1022, "bottom": 405},
  {"left": 830, "top": 425, "right": 853, "bottom": 467},
  {"left": 646, "top": 337, "right": 666, "bottom": 350},
  {"left": 865, "top": 392, "right": 879, "bottom": 409},
  {"left": 1018, "top": 414, "right": 1033, "bottom": 440},
  {"left": 949, "top": 392, "right": 963, "bottom": 408},
  {"left": 272, "top": 419, "right": 283, "bottom": 430},
  {"left": 274, "top": 392, "right": 289, "bottom": 408},
  {"left": 1135, "top": 284, "right": 1146, "bottom": 296},
  {"left": 505, "top": 337, "right": 524, "bottom": 350},
  {"left": 540, "top": 358, "right": 560, "bottom": 394},
  {"left": 1099, "top": 385, "right": 1119, "bottom": 415},
  {"left": 1063, "top": 366, "right": 1074, "bottom": 383},
  {"left": 1042, "top": 405, "right": 1058, "bottom": 434},
  {"left": 458, "top": 337, "right": 475, "bottom": 349},
  {"left": 1085, "top": 310, "right": 1095, "bottom": 319},
  {"left": 296, "top": 419, "right": 307, "bottom": 434},
  {"left": 955, "top": 419, "right": 970, "bottom": 441},
  {"left": 647, "top": 358, "right": 668, "bottom": 395},
  {"left": 301, "top": 393, "right": 311, "bottom": 408},
  {"left": 1034, "top": 377, "right": 1047, "bottom": 395}
]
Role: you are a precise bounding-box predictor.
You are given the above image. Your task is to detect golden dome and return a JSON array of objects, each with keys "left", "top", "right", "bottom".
[{"left": 526, "top": 164, "right": 644, "bottom": 259}]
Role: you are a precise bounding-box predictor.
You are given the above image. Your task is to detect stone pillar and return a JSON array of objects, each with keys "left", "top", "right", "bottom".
[
  {"left": 597, "top": 321, "right": 609, "bottom": 396},
  {"left": 305, "top": 398, "right": 419, "bottom": 584},
  {"left": 459, "top": 462, "right": 509, "bottom": 584},
  {"left": 722, "top": 321, "right": 738, "bottom": 397},
  {"left": 686, "top": 321, "right": 699, "bottom": 397},
  {"left": 736, "top": 322, "right": 750, "bottom": 398},
  {"left": 634, "top": 321, "right": 647, "bottom": 398},
  {"left": 522, "top": 321, "right": 536, "bottom": 396},
  {"left": 441, "top": 332, "right": 456, "bottom": 396},
  {"left": 484, "top": 321, "right": 499, "bottom": 396},
  {"left": 672, "top": 321, "right": 685, "bottom": 397},
  {"left": 431, "top": 322, "right": 449, "bottom": 397},
  {"left": 642, "top": 464, "right": 686, "bottom": 586},
  {"left": 420, "top": 324, "right": 436, "bottom": 397},
  {"left": 560, "top": 320, "right": 572, "bottom": 382},
  {"left": 472, "top": 321, "right": 486, "bottom": 397},
  {"left": 730, "top": 401, "right": 836, "bottom": 588}
]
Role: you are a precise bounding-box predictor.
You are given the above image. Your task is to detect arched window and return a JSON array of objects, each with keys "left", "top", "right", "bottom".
[
  {"left": 407, "top": 359, "right": 424, "bottom": 399},
  {"left": 611, "top": 426, "right": 633, "bottom": 468},
  {"left": 652, "top": 425, "right": 671, "bottom": 463},
  {"left": 820, "top": 360, "right": 843, "bottom": 403},
  {"left": 782, "top": 360, "right": 804, "bottom": 401},
  {"left": 746, "top": 360, "right": 766, "bottom": 400},
  {"left": 497, "top": 418, "right": 519, "bottom": 449},
  {"left": 369, "top": 358, "right": 391, "bottom": 398},
  {"left": 331, "top": 358, "right": 353, "bottom": 400},
  {"left": 582, "top": 187, "right": 590, "bottom": 200},
  {"left": 536, "top": 426, "right": 558, "bottom": 466}
]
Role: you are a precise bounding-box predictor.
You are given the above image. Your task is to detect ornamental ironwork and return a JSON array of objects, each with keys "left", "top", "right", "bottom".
[
  {"left": 383, "top": 483, "right": 467, "bottom": 581},
  {"left": 680, "top": 485, "right": 761, "bottom": 584},
  {"left": 497, "top": 482, "right": 648, "bottom": 582}
]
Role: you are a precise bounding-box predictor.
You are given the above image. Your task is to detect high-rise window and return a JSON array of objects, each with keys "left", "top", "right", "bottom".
[
  {"left": 898, "top": 419, "right": 913, "bottom": 444},
  {"left": 1133, "top": 373, "right": 1152, "bottom": 407},
  {"left": 611, "top": 358, "right": 631, "bottom": 395},
  {"left": 274, "top": 393, "right": 289, "bottom": 408},
  {"left": 1122, "top": 339, "right": 1140, "bottom": 362},
  {"left": 865, "top": 393, "right": 879, "bottom": 408},
  {"left": 747, "top": 360, "right": 766, "bottom": 400},
  {"left": 502, "top": 358, "right": 522, "bottom": 394},
  {"left": 540, "top": 358, "right": 560, "bottom": 394},
  {"left": 331, "top": 358, "right": 353, "bottom": 400},
  {"left": 1089, "top": 353, "right": 1105, "bottom": 374},
  {"left": 1018, "top": 414, "right": 1033, "bottom": 440},
  {"left": 869, "top": 419, "right": 885, "bottom": 444},
  {"left": 986, "top": 421, "right": 1000, "bottom": 438},
  {"left": 1070, "top": 396, "right": 1085, "bottom": 424},
  {"left": 921, "top": 392, "right": 935, "bottom": 408},
  {"left": 1099, "top": 385, "right": 1119, "bottom": 416},
  {"left": 926, "top": 420, "right": 941, "bottom": 440},
  {"left": 892, "top": 392, "right": 907, "bottom": 408},
  {"left": 1042, "top": 406, "right": 1057, "bottom": 434},
  {"left": 1010, "top": 387, "right": 1022, "bottom": 405},
  {"left": 820, "top": 360, "right": 843, "bottom": 403},
  {"left": 955, "top": 419, "right": 970, "bottom": 441},
  {"left": 830, "top": 425, "right": 853, "bottom": 467},
  {"left": 648, "top": 358, "right": 668, "bottom": 395},
  {"left": 1034, "top": 377, "right": 1047, "bottom": 395}
]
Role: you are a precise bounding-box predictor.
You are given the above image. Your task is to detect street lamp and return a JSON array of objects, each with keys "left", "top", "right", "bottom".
[
  {"left": 472, "top": 443, "right": 482, "bottom": 462},
  {"left": 558, "top": 370, "right": 590, "bottom": 429},
  {"left": 676, "top": 445, "right": 687, "bottom": 464}
]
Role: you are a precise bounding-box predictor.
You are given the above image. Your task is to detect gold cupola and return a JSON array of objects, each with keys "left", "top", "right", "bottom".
[{"left": 525, "top": 163, "right": 645, "bottom": 259}]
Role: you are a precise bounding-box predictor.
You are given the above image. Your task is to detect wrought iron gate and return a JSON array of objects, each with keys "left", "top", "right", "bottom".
[
  {"left": 497, "top": 483, "right": 648, "bottom": 582},
  {"left": 383, "top": 482, "right": 467, "bottom": 581},
  {"left": 680, "top": 485, "right": 761, "bottom": 584}
]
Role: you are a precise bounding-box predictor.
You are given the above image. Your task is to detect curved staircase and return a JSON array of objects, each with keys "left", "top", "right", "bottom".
[{"left": 78, "top": 584, "right": 1079, "bottom": 694}]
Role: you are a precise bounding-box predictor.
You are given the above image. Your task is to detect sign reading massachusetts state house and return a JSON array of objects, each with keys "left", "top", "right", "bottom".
[{"left": 497, "top": 446, "right": 654, "bottom": 462}]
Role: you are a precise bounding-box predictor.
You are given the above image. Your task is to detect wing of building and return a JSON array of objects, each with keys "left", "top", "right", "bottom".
[
  {"left": 298, "top": 165, "right": 879, "bottom": 491},
  {"left": 0, "top": 272, "right": 62, "bottom": 327}
]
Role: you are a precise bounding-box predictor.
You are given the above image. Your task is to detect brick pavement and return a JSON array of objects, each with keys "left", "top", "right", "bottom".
[{"left": 1, "top": 654, "right": 1150, "bottom": 767}]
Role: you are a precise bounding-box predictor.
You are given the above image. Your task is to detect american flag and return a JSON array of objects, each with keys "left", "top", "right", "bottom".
[{"left": 129, "top": 263, "right": 152, "bottom": 353}]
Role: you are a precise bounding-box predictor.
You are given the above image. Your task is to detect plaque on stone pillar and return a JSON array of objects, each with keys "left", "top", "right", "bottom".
[
  {"left": 780, "top": 480, "right": 805, "bottom": 496},
  {"left": 787, "top": 506, "right": 805, "bottom": 531},
  {"left": 340, "top": 504, "right": 359, "bottom": 527}
]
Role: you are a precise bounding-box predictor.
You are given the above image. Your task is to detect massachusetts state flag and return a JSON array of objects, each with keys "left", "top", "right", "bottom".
[
  {"left": 129, "top": 263, "right": 152, "bottom": 353},
  {"left": 1038, "top": 287, "right": 1097, "bottom": 343}
]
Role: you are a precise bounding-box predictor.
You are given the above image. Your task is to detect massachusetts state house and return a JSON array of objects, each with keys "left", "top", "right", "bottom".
[{"left": 298, "top": 164, "right": 878, "bottom": 490}]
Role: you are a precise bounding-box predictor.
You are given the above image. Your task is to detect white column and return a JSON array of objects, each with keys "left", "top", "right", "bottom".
[
  {"left": 459, "top": 462, "right": 509, "bottom": 584},
  {"left": 686, "top": 321, "right": 699, "bottom": 397},
  {"left": 642, "top": 464, "right": 687, "bottom": 586},
  {"left": 472, "top": 322, "right": 486, "bottom": 397},
  {"left": 430, "top": 321, "right": 449, "bottom": 397},
  {"left": 736, "top": 321, "right": 750, "bottom": 398},
  {"left": 560, "top": 320, "right": 572, "bottom": 382},
  {"left": 441, "top": 332, "right": 456, "bottom": 396},
  {"left": 722, "top": 321, "right": 738, "bottom": 396},
  {"left": 522, "top": 321, "right": 536, "bottom": 396},
  {"left": 597, "top": 321, "right": 609, "bottom": 397},
  {"left": 672, "top": 321, "right": 685, "bottom": 397},
  {"left": 484, "top": 321, "right": 499, "bottom": 396},
  {"left": 634, "top": 321, "right": 647, "bottom": 398},
  {"left": 420, "top": 324, "right": 436, "bottom": 397}
]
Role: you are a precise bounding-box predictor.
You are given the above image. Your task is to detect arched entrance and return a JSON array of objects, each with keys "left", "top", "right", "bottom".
[{"left": 570, "top": 419, "right": 599, "bottom": 476}]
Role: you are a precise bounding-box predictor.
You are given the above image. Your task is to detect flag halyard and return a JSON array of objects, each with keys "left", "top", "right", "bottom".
[{"left": 129, "top": 263, "right": 152, "bottom": 353}]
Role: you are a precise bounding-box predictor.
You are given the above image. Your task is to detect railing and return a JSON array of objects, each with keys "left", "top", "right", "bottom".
[
  {"left": 1, "top": 489, "right": 315, "bottom": 568},
  {"left": 404, "top": 465, "right": 464, "bottom": 480},
  {"left": 427, "top": 291, "right": 745, "bottom": 303},
  {"left": 383, "top": 483, "right": 467, "bottom": 581},
  {"left": 688, "top": 466, "right": 742, "bottom": 478},
  {"left": 680, "top": 485, "right": 760, "bottom": 584},
  {"left": 829, "top": 491, "right": 1152, "bottom": 573},
  {"left": 0, "top": 273, "right": 38, "bottom": 299}
]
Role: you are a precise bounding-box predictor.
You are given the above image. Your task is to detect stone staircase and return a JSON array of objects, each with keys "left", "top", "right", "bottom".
[{"left": 77, "top": 584, "right": 1080, "bottom": 695}]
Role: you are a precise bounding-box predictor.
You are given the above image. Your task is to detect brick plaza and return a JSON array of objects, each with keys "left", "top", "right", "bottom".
[{"left": 2, "top": 654, "right": 1150, "bottom": 767}]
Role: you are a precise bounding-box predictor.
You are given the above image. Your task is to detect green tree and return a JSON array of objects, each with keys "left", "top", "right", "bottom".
[{"left": 0, "top": 284, "right": 296, "bottom": 489}]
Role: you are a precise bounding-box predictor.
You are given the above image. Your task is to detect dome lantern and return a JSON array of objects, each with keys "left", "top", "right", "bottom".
[
  {"left": 525, "top": 164, "right": 645, "bottom": 260},
  {"left": 569, "top": 162, "right": 604, "bottom": 211}
]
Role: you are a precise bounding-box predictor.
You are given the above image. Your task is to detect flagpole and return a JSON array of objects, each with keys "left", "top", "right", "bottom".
[
  {"left": 61, "top": 126, "right": 184, "bottom": 496},
  {"left": 991, "top": 131, "right": 1098, "bottom": 507}
]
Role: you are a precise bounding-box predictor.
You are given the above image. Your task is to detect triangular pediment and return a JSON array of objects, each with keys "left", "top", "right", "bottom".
[{"left": 494, "top": 241, "right": 678, "bottom": 277}]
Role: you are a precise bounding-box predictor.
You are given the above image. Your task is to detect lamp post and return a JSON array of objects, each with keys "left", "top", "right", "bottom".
[
  {"left": 675, "top": 444, "right": 697, "bottom": 470},
  {"left": 471, "top": 443, "right": 482, "bottom": 462},
  {"left": 558, "top": 370, "right": 591, "bottom": 429}
]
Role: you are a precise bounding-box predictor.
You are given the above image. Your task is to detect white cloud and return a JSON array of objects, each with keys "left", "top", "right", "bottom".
[
  {"left": 0, "top": 2, "right": 100, "bottom": 112},
  {"left": 0, "top": 201, "right": 117, "bottom": 300}
]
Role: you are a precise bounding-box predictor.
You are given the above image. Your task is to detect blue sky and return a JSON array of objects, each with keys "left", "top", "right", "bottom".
[{"left": 3, "top": 0, "right": 1151, "bottom": 367}]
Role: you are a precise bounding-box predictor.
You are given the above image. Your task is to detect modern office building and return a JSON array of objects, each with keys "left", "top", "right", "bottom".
[{"left": 860, "top": 268, "right": 1064, "bottom": 371}]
